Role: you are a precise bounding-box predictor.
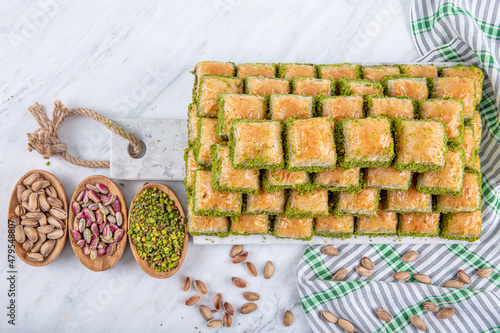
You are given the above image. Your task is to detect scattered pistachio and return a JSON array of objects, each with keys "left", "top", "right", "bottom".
[
  {"left": 321, "top": 246, "right": 338, "bottom": 256},
  {"left": 264, "top": 261, "right": 274, "bottom": 279},
  {"left": 332, "top": 268, "right": 348, "bottom": 281},
  {"left": 409, "top": 316, "right": 426, "bottom": 331},
  {"left": 240, "top": 303, "right": 257, "bottom": 314},
  {"left": 245, "top": 262, "right": 258, "bottom": 277},
  {"left": 477, "top": 268, "right": 493, "bottom": 278},
  {"left": 437, "top": 307, "right": 455, "bottom": 319},
  {"left": 321, "top": 310, "right": 337, "bottom": 323},
  {"left": 230, "top": 245, "right": 243, "bottom": 258},
  {"left": 338, "top": 318, "right": 355, "bottom": 333},
  {"left": 457, "top": 269, "right": 472, "bottom": 284},
  {"left": 283, "top": 310, "right": 293, "bottom": 327}
]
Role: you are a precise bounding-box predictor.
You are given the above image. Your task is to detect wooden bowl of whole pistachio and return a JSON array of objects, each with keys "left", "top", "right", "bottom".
[
  {"left": 8, "top": 170, "right": 68, "bottom": 267},
  {"left": 128, "top": 182, "right": 187, "bottom": 279},
  {"left": 68, "top": 175, "right": 128, "bottom": 272}
]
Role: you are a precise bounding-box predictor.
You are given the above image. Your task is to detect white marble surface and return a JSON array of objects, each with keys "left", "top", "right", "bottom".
[{"left": 0, "top": 0, "right": 419, "bottom": 332}]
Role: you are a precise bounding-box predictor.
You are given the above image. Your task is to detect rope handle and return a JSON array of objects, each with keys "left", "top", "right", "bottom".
[{"left": 26, "top": 100, "right": 141, "bottom": 168}]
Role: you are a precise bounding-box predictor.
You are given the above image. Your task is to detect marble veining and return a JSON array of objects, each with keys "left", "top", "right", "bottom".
[{"left": 0, "top": 0, "right": 418, "bottom": 332}]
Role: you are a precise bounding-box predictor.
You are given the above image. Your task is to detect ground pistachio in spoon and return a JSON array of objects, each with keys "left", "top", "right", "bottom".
[{"left": 128, "top": 187, "right": 185, "bottom": 272}]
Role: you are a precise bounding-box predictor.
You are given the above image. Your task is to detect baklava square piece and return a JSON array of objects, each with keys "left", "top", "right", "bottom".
[
  {"left": 237, "top": 63, "right": 276, "bottom": 78},
  {"left": 231, "top": 214, "right": 270, "bottom": 235},
  {"left": 193, "top": 61, "right": 236, "bottom": 98},
  {"left": 399, "top": 64, "right": 438, "bottom": 78},
  {"left": 286, "top": 118, "right": 336, "bottom": 172},
  {"left": 245, "top": 189, "right": 286, "bottom": 215},
  {"left": 193, "top": 170, "right": 242, "bottom": 217},
  {"left": 382, "top": 75, "right": 428, "bottom": 100},
  {"left": 197, "top": 75, "right": 243, "bottom": 117},
  {"left": 385, "top": 187, "right": 433, "bottom": 214},
  {"left": 439, "top": 64, "right": 484, "bottom": 103},
  {"left": 317, "top": 63, "right": 361, "bottom": 80},
  {"left": 278, "top": 63, "right": 316, "bottom": 79},
  {"left": 194, "top": 117, "right": 223, "bottom": 167},
  {"left": 437, "top": 172, "right": 481, "bottom": 213},
  {"left": 336, "top": 117, "right": 394, "bottom": 169},
  {"left": 429, "top": 76, "right": 476, "bottom": 119},
  {"left": 460, "top": 126, "right": 478, "bottom": 168},
  {"left": 273, "top": 215, "right": 314, "bottom": 240},
  {"left": 362, "top": 65, "right": 400, "bottom": 82},
  {"left": 416, "top": 147, "right": 464, "bottom": 196},
  {"left": 398, "top": 213, "right": 440, "bottom": 237},
  {"left": 210, "top": 143, "right": 260, "bottom": 194},
  {"left": 218, "top": 94, "right": 267, "bottom": 140},
  {"left": 364, "top": 167, "right": 412, "bottom": 191},
  {"left": 316, "top": 95, "right": 364, "bottom": 120},
  {"left": 269, "top": 94, "right": 313, "bottom": 122},
  {"left": 313, "top": 167, "right": 362, "bottom": 193},
  {"left": 366, "top": 96, "right": 417, "bottom": 119},
  {"left": 187, "top": 197, "right": 229, "bottom": 237},
  {"left": 194, "top": 61, "right": 235, "bottom": 79},
  {"left": 441, "top": 211, "right": 481, "bottom": 242},
  {"left": 356, "top": 204, "right": 398, "bottom": 236},
  {"left": 419, "top": 98, "right": 464, "bottom": 146},
  {"left": 467, "top": 153, "right": 481, "bottom": 175},
  {"left": 292, "top": 78, "right": 333, "bottom": 96},
  {"left": 339, "top": 79, "right": 384, "bottom": 96},
  {"left": 246, "top": 76, "right": 290, "bottom": 96},
  {"left": 285, "top": 189, "right": 329, "bottom": 218},
  {"left": 469, "top": 111, "right": 482, "bottom": 149},
  {"left": 336, "top": 188, "right": 380, "bottom": 217},
  {"left": 188, "top": 103, "right": 200, "bottom": 146},
  {"left": 230, "top": 120, "right": 284, "bottom": 170},
  {"left": 184, "top": 148, "right": 206, "bottom": 193},
  {"left": 393, "top": 119, "right": 447, "bottom": 172},
  {"left": 314, "top": 214, "right": 354, "bottom": 239},
  {"left": 262, "top": 169, "right": 311, "bottom": 192}
]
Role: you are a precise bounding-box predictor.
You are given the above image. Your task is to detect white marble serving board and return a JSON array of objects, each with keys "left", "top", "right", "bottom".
[
  {"left": 193, "top": 234, "right": 476, "bottom": 245},
  {"left": 110, "top": 118, "right": 187, "bottom": 180}
]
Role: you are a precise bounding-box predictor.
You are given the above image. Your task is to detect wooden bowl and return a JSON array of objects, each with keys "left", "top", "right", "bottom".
[
  {"left": 68, "top": 175, "right": 128, "bottom": 272},
  {"left": 128, "top": 182, "right": 188, "bottom": 279},
  {"left": 8, "top": 170, "right": 68, "bottom": 267}
]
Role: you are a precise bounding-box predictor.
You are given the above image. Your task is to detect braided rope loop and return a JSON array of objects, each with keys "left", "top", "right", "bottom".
[{"left": 26, "top": 100, "right": 141, "bottom": 168}]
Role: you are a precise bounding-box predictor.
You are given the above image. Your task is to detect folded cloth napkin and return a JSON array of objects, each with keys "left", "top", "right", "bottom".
[{"left": 297, "top": 1, "right": 500, "bottom": 332}]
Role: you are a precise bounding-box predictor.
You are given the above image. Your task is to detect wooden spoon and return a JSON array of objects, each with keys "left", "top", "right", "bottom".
[
  {"left": 128, "top": 182, "right": 188, "bottom": 279},
  {"left": 68, "top": 175, "right": 128, "bottom": 272},
  {"left": 8, "top": 170, "right": 68, "bottom": 267}
]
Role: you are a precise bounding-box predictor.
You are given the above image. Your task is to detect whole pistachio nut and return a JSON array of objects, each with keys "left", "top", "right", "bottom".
[
  {"left": 45, "top": 185, "right": 58, "bottom": 198},
  {"left": 76, "top": 239, "right": 86, "bottom": 247},
  {"left": 47, "top": 216, "right": 64, "bottom": 229},
  {"left": 107, "top": 206, "right": 115, "bottom": 216},
  {"left": 40, "top": 239, "right": 56, "bottom": 257},
  {"left": 26, "top": 252, "right": 44, "bottom": 262},
  {"left": 107, "top": 215, "right": 117, "bottom": 224},
  {"left": 39, "top": 194, "right": 50, "bottom": 212},
  {"left": 38, "top": 225, "right": 55, "bottom": 234},
  {"left": 15, "top": 205, "right": 26, "bottom": 217},
  {"left": 16, "top": 184, "right": 25, "bottom": 203},
  {"left": 24, "top": 226, "right": 38, "bottom": 242},
  {"left": 90, "top": 249, "right": 97, "bottom": 260},
  {"left": 21, "top": 219, "right": 39, "bottom": 227},
  {"left": 21, "top": 189, "right": 33, "bottom": 202},
  {"left": 86, "top": 184, "right": 98, "bottom": 192},
  {"left": 88, "top": 203, "right": 99, "bottom": 211},
  {"left": 96, "top": 211, "right": 104, "bottom": 224},
  {"left": 83, "top": 208, "right": 96, "bottom": 222},
  {"left": 47, "top": 229, "right": 64, "bottom": 239},
  {"left": 97, "top": 248, "right": 106, "bottom": 256},
  {"left": 49, "top": 207, "right": 67, "bottom": 220},
  {"left": 31, "top": 239, "right": 44, "bottom": 253},
  {"left": 28, "top": 193, "right": 39, "bottom": 211},
  {"left": 23, "top": 172, "right": 39, "bottom": 186},
  {"left": 22, "top": 239, "right": 34, "bottom": 251},
  {"left": 47, "top": 196, "right": 63, "bottom": 208},
  {"left": 32, "top": 179, "right": 50, "bottom": 192},
  {"left": 102, "top": 225, "right": 112, "bottom": 240},
  {"left": 14, "top": 225, "right": 26, "bottom": 243}
]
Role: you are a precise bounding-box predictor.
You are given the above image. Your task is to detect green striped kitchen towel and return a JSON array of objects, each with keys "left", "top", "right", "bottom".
[{"left": 297, "top": 1, "right": 500, "bottom": 332}]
